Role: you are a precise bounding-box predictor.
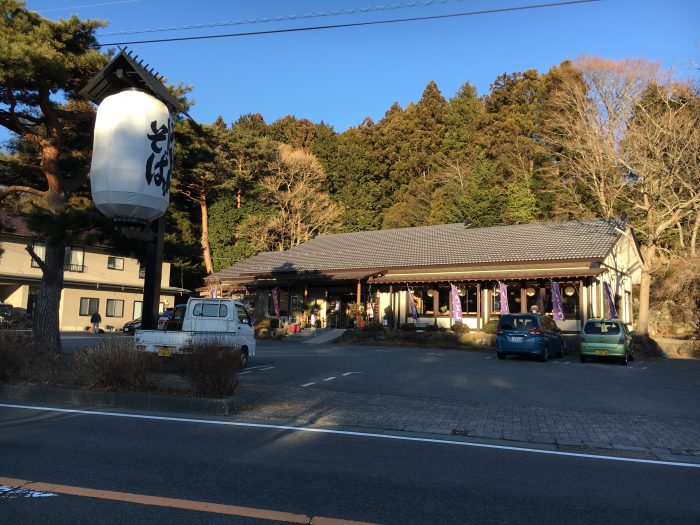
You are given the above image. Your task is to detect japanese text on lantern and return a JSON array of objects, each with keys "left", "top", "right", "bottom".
[{"left": 145, "top": 117, "right": 174, "bottom": 196}]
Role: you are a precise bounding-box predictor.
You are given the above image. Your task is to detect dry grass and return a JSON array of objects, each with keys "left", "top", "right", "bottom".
[
  {"left": 181, "top": 342, "right": 243, "bottom": 397},
  {"left": 73, "top": 340, "right": 155, "bottom": 390}
]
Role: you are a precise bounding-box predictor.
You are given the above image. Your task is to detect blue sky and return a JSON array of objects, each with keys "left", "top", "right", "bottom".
[{"left": 18, "top": 0, "right": 700, "bottom": 132}]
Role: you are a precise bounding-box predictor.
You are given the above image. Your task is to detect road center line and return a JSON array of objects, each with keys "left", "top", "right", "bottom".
[
  {"left": 2, "top": 404, "right": 698, "bottom": 469},
  {"left": 301, "top": 382, "right": 316, "bottom": 387},
  {"left": 324, "top": 377, "right": 336, "bottom": 382},
  {"left": 0, "top": 476, "right": 375, "bottom": 524}
]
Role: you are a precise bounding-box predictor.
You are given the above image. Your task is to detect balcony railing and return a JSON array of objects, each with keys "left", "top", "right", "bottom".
[{"left": 30, "top": 260, "right": 86, "bottom": 273}]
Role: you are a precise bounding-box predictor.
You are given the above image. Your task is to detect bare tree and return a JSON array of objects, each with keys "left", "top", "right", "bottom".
[
  {"left": 246, "top": 144, "right": 340, "bottom": 251},
  {"left": 545, "top": 56, "right": 700, "bottom": 335}
]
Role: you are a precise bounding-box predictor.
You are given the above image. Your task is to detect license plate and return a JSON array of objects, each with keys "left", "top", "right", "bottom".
[
  {"left": 595, "top": 349, "right": 608, "bottom": 356},
  {"left": 508, "top": 336, "right": 524, "bottom": 342},
  {"left": 158, "top": 347, "right": 173, "bottom": 357}
]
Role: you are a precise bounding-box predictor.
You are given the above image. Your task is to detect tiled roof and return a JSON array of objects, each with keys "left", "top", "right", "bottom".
[{"left": 210, "top": 218, "right": 623, "bottom": 282}]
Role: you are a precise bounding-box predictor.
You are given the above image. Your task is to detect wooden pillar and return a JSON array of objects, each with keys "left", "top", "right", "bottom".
[
  {"left": 476, "top": 283, "right": 482, "bottom": 331},
  {"left": 578, "top": 279, "right": 585, "bottom": 324},
  {"left": 389, "top": 285, "right": 394, "bottom": 329},
  {"left": 356, "top": 280, "right": 362, "bottom": 325},
  {"left": 432, "top": 288, "right": 439, "bottom": 326},
  {"left": 520, "top": 282, "right": 527, "bottom": 313}
]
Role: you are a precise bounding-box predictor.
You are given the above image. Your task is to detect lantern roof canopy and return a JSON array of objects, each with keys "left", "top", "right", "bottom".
[{"left": 80, "top": 48, "right": 190, "bottom": 118}]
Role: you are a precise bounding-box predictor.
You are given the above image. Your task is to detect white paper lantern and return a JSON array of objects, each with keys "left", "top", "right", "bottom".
[{"left": 90, "top": 90, "right": 173, "bottom": 224}]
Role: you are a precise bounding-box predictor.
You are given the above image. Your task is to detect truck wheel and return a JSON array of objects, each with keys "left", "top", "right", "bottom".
[{"left": 239, "top": 348, "right": 249, "bottom": 368}]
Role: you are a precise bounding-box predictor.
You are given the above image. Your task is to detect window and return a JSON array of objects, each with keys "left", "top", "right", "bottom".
[
  {"left": 133, "top": 301, "right": 143, "bottom": 320},
  {"left": 584, "top": 321, "right": 621, "bottom": 335},
  {"left": 30, "top": 243, "right": 46, "bottom": 268},
  {"left": 107, "top": 257, "right": 124, "bottom": 270},
  {"left": 79, "top": 298, "right": 99, "bottom": 316},
  {"left": 106, "top": 299, "right": 124, "bottom": 318},
  {"left": 192, "top": 301, "right": 228, "bottom": 317},
  {"left": 64, "top": 247, "right": 85, "bottom": 272},
  {"left": 236, "top": 305, "right": 251, "bottom": 325}
]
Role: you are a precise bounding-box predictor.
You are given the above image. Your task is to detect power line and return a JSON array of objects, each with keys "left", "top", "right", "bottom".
[
  {"left": 99, "top": 0, "right": 470, "bottom": 36},
  {"left": 99, "top": 0, "right": 600, "bottom": 47}
]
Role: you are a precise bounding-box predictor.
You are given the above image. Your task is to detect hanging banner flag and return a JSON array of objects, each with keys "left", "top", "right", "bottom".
[
  {"left": 272, "top": 287, "right": 280, "bottom": 320},
  {"left": 498, "top": 281, "right": 510, "bottom": 315},
  {"left": 450, "top": 284, "right": 463, "bottom": 324},
  {"left": 407, "top": 286, "right": 418, "bottom": 321},
  {"left": 551, "top": 281, "right": 565, "bottom": 321},
  {"left": 604, "top": 282, "right": 619, "bottom": 319}
]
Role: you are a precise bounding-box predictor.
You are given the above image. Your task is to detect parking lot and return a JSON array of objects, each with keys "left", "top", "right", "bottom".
[{"left": 245, "top": 340, "right": 700, "bottom": 419}]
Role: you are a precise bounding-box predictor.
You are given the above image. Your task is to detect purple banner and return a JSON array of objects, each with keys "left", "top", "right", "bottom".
[
  {"left": 551, "top": 281, "right": 564, "bottom": 321},
  {"left": 407, "top": 287, "right": 418, "bottom": 321},
  {"left": 498, "top": 281, "right": 510, "bottom": 315},
  {"left": 272, "top": 287, "right": 280, "bottom": 320},
  {"left": 451, "top": 284, "right": 463, "bottom": 324},
  {"left": 604, "top": 282, "right": 619, "bottom": 319}
]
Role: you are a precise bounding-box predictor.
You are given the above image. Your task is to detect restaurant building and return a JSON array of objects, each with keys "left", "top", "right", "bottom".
[{"left": 205, "top": 218, "right": 643, "bottom": 332}]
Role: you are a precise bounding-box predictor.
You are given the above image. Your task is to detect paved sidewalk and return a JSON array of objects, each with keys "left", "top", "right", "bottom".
[{"left": 233, "top": 383, "right": 700, "bottom": 459}]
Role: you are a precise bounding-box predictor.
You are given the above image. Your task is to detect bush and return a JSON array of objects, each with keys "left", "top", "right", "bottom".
[
  {"left": 363, "top": 320, "right": 384, "bottom": 333},
  {"left": 73, "top": 341, "right": 154, "bottom": 390},
  {"left": 182, "top": 343, "right": 242, "bottom": 397},
  {"left": 424, "top": 324, "right": 439, "bottom": 332},
  {"left": 399, "top": 323, "right": 417, "bottom": 331},
  {"left": 451, "top": 322, "right": 471, "bottom": 334},
  {"left": 0, "top": 331, "right": 31, "bottom": 381},
  {"left": 482, "top": 320, "right": 499, "bottom": 334}
]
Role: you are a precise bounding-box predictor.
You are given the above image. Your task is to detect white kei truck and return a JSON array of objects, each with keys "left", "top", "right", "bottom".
[{"left": 134, "top": 298, "right": 256, "bottom": 367}]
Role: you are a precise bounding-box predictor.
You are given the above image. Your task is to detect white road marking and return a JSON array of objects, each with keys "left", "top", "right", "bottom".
[
  {"left": 323, "top": 377, "right": 336, "bottom": 382},
  {"left": 240, "top": 366, "right": 275, "bottom": 375},
  {"left": 301, "top": 382, "right": 316, "bottom": 387},
  {"left": 485, "top": 356, "right": 493, "bottom": 359},
  {"left": 0, "top": 485, "right": 56, "bottom": 498},
  {"left": 2, "top": 403, "right": 698, "bottom": 470},
  {"left": 427, "top": 353, "right": 444, "bottom": 356},
  {"left": 257, "top": 366, "right": 275, "bottom": 371},
  {"left": 341, "top": 372, "right": 363, "bottom": 377}
]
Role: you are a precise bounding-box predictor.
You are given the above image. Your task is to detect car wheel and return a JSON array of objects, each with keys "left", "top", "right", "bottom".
[
  {"left": 628, "top": 349, "right": 634, "bottom": 362},
  {"left": 239, "top": 348, "right": 249, "bottom": 369},
  {"left": 620, "top": 352, "right": 628, "bottom": 366},
  {"left": 497, "top": 352, "right": 506, "bottom": 360},
  {"left": 559, "top": 340, "right": 565, "bottom": 358},
  {"left": 539, "top": 345, "right": 549, "bottom": 362}
]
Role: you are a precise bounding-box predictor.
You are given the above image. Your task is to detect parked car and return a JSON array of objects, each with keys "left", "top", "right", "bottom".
[
  {"left": 122, "top": 318, "right": 141, "bottom": 335},
  {"left": 157, "top": 308, "right": 174, "bottom": 330},
  {"left": 162, "top": 304, "right": 187, "bottom": 331},
  {"left": 580, "top": 319, "right": 634, "bottom": 365},
  {"left": 495, "top": 313, "right": 565, "bottom": 361}
]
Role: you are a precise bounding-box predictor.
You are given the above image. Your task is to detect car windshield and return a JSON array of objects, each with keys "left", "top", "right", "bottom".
[
  {"left": 584, "top": 321, "right": 621, "bottom": 335},
  {"left": 498, "top": 315, "right": 539, "bottom": 330}
]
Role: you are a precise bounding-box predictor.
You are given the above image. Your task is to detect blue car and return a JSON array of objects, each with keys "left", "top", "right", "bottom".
[{"left": 496, "top": 314, "right": 565, "bottom": 361}]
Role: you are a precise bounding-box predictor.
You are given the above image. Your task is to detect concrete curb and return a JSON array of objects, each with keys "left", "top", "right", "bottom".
[{"left": 0, "top": 383, "right": 245, "bottom": 416}]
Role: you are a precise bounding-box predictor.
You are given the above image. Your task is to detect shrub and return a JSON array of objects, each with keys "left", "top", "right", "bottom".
[
  {"left": 424, "top": 324, "right": 439, "bottom": 332},
  {"left": 482, "top": 320, "right": 498, "bottom": 334},
  {"left": 363, "top": 320, "right": 384, "bottom": 333},
  {"left": 451, "top": 322, "right": 471, "bottom": 334},
  {"left": 399, "top": 323, "right": 417, "bottom": 331},
  {"left": 0, "top": 331, "right": 31, "bottom": 381},
  {"left": 73, "top": 341, "right": 154, "bottom": 390},
  {"left": 182, "top": 343, "right": 242, "bottom": 397}
]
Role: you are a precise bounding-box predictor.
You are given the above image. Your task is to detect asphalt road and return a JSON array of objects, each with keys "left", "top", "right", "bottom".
[
  {"left": 243, "top": 340, "right": 700, "bottom": 419},
  {"left": 2, "top": 404, "right": 699, "bottom": 524}
]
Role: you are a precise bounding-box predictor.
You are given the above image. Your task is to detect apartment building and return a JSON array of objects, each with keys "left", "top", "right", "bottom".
[{"left": 0, "top": 231, "right": 181, "bottom": 331}]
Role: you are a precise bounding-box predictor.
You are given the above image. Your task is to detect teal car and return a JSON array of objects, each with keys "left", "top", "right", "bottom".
[{"left": 580, "top": 319, "right": 634, "bottom": 365}]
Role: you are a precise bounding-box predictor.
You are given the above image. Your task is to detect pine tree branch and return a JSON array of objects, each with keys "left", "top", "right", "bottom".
[
  {"left": 0, "top": 185, "right": 46, "bottom": 202},
  {"left": 25, "top": 244, "right": 47, "bottom": 273}
]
